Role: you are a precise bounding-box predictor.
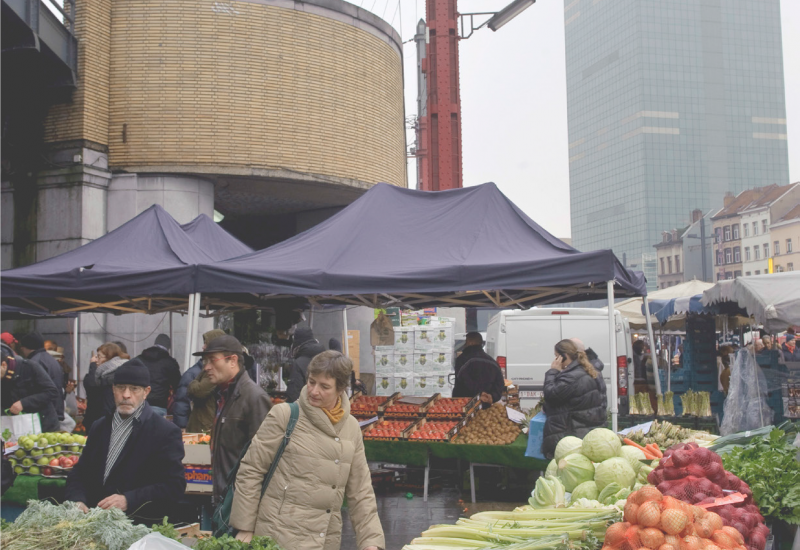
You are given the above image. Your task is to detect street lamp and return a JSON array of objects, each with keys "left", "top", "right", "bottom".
[{"left": 488, "top": 0, "right": 536, "bottom": 31}]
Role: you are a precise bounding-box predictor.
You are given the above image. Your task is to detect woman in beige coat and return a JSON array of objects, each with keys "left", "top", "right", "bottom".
[{"left": 231, "top": 351, "right": 384, "bottom": 550}]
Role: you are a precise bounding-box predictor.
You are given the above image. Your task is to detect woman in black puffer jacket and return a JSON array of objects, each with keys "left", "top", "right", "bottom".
[{"left": 542, "top": 339, "right": 607, "bottom": 459}]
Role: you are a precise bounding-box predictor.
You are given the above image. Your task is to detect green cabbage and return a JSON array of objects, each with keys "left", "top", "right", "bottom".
[
  {"left": 529, "top": 475, "right": 566, "bottom": 509},
  {"left": 619, "top": 445, "right": 646, "bottom": 473},
  {"left": 557, "top": 453, "right": 596, "bottom": 492},
  {"left": 597, "top": 482, "right": 621, "bottom": 504},
  {"left": 545, "top": 459, "right": 558, "bottom": 478},
  {"left": 554, "top": 436, "right": 584, "bottom": 462},
  {"left": 594, "top": 457, "right": 637, "bottom": 490},
  {"left": 581, "top": 428, "right": 622, "bottom": 462},
  {"left": 570, "top": 480, "right": 599, "bottom": 502}
]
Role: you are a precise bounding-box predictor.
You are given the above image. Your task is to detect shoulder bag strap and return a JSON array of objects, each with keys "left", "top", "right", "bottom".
[{"left": 259, "top": 401, "right": 299, "bottom": 498}]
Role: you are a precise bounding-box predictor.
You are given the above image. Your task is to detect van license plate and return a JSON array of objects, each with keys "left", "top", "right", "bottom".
[{"left": 519, "top": 391, "right": 543, "bottom": 398}]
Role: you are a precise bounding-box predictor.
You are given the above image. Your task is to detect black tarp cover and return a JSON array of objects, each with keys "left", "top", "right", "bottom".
[
  {"left": 181, "top": 214, "right": 253, "bottom": 260},
  {"left": 197, "top": 183, "right": 647, "bottom": 308}
]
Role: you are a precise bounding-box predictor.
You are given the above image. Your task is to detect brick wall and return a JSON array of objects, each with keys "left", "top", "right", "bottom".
[{"left": 44, "top": 0, "right": 406, "bottom": 188}]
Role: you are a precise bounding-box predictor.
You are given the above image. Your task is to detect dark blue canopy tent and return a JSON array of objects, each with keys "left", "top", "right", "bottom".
[{"left": 181, "top": 213, "right": 253, "bottom": 260}]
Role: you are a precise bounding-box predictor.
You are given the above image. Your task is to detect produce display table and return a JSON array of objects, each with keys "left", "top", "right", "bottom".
[
  {"left": 1, "top": 475, "right": 67, "bottom": 520},
  {"left": 364, "top": 434, "right": 548, "bottom": 501}
]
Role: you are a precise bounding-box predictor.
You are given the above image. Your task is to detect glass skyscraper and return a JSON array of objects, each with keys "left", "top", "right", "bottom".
[{"left": 564, "top": 0, "right": 789, "bottom": 288}]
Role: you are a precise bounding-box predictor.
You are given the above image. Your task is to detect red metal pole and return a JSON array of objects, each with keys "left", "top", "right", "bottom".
[{"left": 419, "top": 0, "right": 463, "bottom": 191}]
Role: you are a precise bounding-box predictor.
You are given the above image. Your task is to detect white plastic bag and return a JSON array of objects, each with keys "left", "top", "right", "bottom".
[
  {"left": 126, "top": 533, "right": 185, "bottom": 550},
  {"left": 720, "top": 350, "right": 773, "bottom": 436}
]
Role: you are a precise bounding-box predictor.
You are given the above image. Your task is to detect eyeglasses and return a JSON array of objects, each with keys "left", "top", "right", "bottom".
[
  {"left": 113, "top": 384, "right": 146, "bottom": 394},
  {"left": 202, "top": 354, "right": 235, "bottom": 366}
]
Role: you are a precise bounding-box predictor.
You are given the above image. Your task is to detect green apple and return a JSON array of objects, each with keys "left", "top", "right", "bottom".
[
  {"left": 14, "top": 449, "right": 26, "bottom": 459},
  {"left": 46, "top": 435, "right": 57, "bottom": 445},
  {"left": 21, "top": 438, "right": 34, "bottom": 450},
  {"left": 53, "top": 445, "right": 62, "bottom": 453},
  {"left": 22, "top": 458, "right": 33, "bottom": 467},
  {"left": 59, "top": 434, "right": 70, "bottom": 443},
  {"left": 37, "top": 438, "right": 48, "bottom": 447},
  {"left": 74, "top": 435, "right": 87, "bottom": 445},
  {"left": 64, "top": 435, "right": 74, "bottom": 445},
  {"left": 37, "top": 457, "right": 50, "bottom": 466},
  {"left": 29, "top": 466, "right": 40, "bottom": 475},
  {"left": 14, "top": 466, "right": 24, "bottom": 474},
  {"left": 31, "top": 448, "right": 43, "bottom": 457},
  {"left": 69, "top": 445, "right": 80, "bottom": 452},
  {"left": 9, "top": 458, "right": 17, "bottom": 467}
]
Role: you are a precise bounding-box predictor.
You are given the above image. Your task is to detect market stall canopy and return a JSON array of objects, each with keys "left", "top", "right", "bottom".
[
  {"left": 607, "top": 279, "right": 714, "bottom": 329},
  {"left": 196, "top": 183, "right": 647, "bottom": 309},
  {"left": 181, "top": 213, "right": 253, "bottom": 260},
  {"left": 702, "top": 272, "right": 800, "bottom": 332},
  {"left": 0, "top": 205, "right": 253, "bottom": 316}
]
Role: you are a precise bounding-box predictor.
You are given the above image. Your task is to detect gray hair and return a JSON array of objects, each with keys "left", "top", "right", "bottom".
[{"left": 308, "top": 350, "right": 352, "bottom": 392}]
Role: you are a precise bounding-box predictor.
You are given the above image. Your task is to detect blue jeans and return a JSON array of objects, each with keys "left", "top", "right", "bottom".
[{"left": 151, "top": 406, "right": 168, "bottom": 417}]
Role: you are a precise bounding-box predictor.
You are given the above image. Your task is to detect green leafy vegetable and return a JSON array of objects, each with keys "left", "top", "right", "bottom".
[
  {"left": 150, "top": 517, "right": 181, "bottom": 541},
  {"left": 194, "top": 534, "right": 283, "bottom": 550},
  {"left": 721, "top": 428, "right": 800, "bottom": 525}
]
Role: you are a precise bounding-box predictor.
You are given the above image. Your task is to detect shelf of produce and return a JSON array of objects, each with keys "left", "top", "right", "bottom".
[
  {"left": 364, "top": 433, "right": 548, "bottom": 470},
  {"left": 425, "top": 396, "right": 480, "bottom": 420},
  {"left": 382, "top": 394, "right": 439, "bottom": 419},
  {"left": 406, "top": 418, "right": 462, "bottom": 442},
  {"left": 362, "top": 419, "right": 416, "bottom": 441},
  {"left": 0, "top": 475, "right": 66, "bottom": 509}
]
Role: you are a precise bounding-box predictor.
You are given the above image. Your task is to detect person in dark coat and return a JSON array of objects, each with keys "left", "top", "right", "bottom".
[
  {"left": 453, "top": 355, "right": 505, "bottom": 405},
  {"left": 83, "top": 343, "right": 131, "bottom": 430},
  {"left": 570, "top": 338, "right": 607, "bottom": 411},
  {"left": 136, "top": 334, "right": 181, "bottom": 417},
  {"left": 193, "top": 335, "right": 271, "bottom": 504},
  {"left": 455, "top": 332, "right": 496, "bottom": 378},
  {"left": 1, "top": 346, "right": 61, "bottom": 432},
  {"left": 328, "top": 338, "right": 343, "bottom": 352},
  {"left": 19, "top": 332, "right": 65, "bottom": 421},
  {"left": 542, "top": 339, "right": 607, "bottom": 459},
  {"left": 781, "top": 334, "right": 800, "bottom": 362},
  {"left": 285, "top": 328, "right": 326, "bottom": 403},
  {"left": 65, "top": 359, "right": 186, "bottom": 522},
  {"left": 173, "top": 329, "right": 226, "bottom": 430}
]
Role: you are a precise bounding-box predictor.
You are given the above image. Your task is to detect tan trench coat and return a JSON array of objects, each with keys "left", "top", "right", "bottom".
[{"left": 230, "top": 387, "right": 385, "bottom": 550}]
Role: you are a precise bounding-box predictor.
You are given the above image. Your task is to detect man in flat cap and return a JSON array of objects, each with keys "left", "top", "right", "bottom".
[
  {"left": 194, "top": 335, "right": 271, "bottom": 504},
  {"left": 65, "top": 359, "right": 186, "bottom": 523}
]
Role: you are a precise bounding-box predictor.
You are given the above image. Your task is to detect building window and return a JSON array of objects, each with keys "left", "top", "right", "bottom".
[
  {"left": 734, "top": 247, "right": 741, "bottom": 263},
  {"left": 755, "top": 270, "right": 761, "bottom": 275},
  {"left": 763, "top": 220, "right": 768, "bottom": 233},
  {"left": 753, "top": 222, "right": 758, "bottom": 236},
  {"left": 726, "top": 272, "right": 733, "bottom": 280},
  {"left": 660, "top": 258, "right": 664, "bottom": 274},
  {"left": 774, "top": 241, "right": 780, "bottom": 255},
  {"left": 667, "top": 257, "right": 673, "bottom": 274},
  {"left": 724, "top": 226, "right": 731, "bottom": 241},
  {"left": 745, "top": 247, "right": 751, "bottom": 261},
  {"left": 787, "top": 239, "right": 793, "bottom": 253},
  {"left": 755, "top": 246, "right": 761, "bottom": 260},
  {"left": 725, "top": 249, "right": 732, "bottom": 264},
  {"left": 732, "top": 225, "right": 739, "bottom": 239},
  {"left": 744, "top": 224, "right": 749, "bottom": 237},
  {"left": 675, "top": 255, "right": 680, "bottom": 272},
  {"left": 746, "top": 272, "right": 751, "bottom": 276},
  {"left": 716, "top": 251, "right": 723, "bottom": 266},
  {"left": 764, "top": 244, "right": 770, "bottom": 258},
  {"left": 734, "top": 270, "right": 742, "bottom": 278},
  {"left": 789, "top": 263, "right": 794, "bottom": 272}
]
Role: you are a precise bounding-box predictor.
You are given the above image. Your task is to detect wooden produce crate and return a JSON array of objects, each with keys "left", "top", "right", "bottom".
[
  {"left": 407, "top": 417, "right": 462, "bottom": 442},
  {"left": 382, "top": 394, "right": 440, "bottom": 419},
  {"left": 350, "top": 393, "right": 398, "bottom": 418},
  {"left": 425, "top": 396, "right": 480, "bottom": 419},
  {"left": 361, "top": 418, "right": 416, "bottom": 441}
]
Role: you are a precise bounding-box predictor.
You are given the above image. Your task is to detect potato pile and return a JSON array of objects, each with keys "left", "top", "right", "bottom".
[{"left": 453, "top": 403, "right": 521, "bottom": 445}]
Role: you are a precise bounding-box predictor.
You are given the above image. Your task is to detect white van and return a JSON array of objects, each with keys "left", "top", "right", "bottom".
[{"left": 485, "top": 308, "right": 634, "bottom": 410}]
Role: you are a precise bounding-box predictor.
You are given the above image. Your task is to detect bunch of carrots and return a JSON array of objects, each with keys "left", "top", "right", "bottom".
[{"left": 624, "top": 438, "right": 664, "bottom": 460}]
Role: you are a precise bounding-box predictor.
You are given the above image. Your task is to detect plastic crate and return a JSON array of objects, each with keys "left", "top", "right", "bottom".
[
  {"left": 692, "top": 379, "right": 718, "bottom": 391},
  {"left": 691, "top": 371, "right": 719, "bottom": 384},
  {"left": 666, "top": 379, "right": 692, "bottom": 393}
]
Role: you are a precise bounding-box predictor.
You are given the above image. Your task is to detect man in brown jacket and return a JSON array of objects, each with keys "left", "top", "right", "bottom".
[{"left": 194, "top": 335, "right": 271, "bottom": 504}]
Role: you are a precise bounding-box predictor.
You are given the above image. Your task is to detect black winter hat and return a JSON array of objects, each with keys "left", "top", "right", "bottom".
[
  {"left": 294, "top": 327, "right": 315, "bottom": 346},
  {"left": 154, "top": 334, "right": 171, "bottom": 350},
  {"left": 114, "top": 358, "right": 151, "bottom": 387},
  {"left": 19, "top": 332, "right": 45, "bottom": 351}
]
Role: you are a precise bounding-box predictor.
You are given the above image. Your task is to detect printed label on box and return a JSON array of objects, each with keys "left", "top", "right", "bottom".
[
  {"left": 375, "top": 375, "right": 394, "bottom": 396},
  {"left": 414, "top": 327, "right": 436, "bottom": 350},
  {"left": 185, "top": 467, "right": 213, "bottom": 484},
  {"left": 374, "top": 349, "right": 395, "bottom": 374},
  {"left": 393, "top": 327, "right": 415, "bottom": 352},
  {"left": 395, "top": 352, "right": 412, "bottom": 370},
  {"left": 393, "top": 373, "right": 414, "bottom": 393}
]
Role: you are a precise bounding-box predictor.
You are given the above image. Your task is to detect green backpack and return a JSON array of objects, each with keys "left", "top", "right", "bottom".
[{"left": 212, "top": 401, "right": 299, "bottom": 537}]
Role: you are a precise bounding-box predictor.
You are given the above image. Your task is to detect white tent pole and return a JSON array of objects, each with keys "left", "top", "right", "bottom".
[
  {"left": 73, "top": 316, "right": 80, "bottom": 398},
  {"left": 189, "top": 293, "right": 202, "bottom": 368},
  {"left": 342, "top": 307, "right": 349, "bottom": 358},
  {"left": 607, "top": 280, "right": 619, "bottom": 432},
  {"left": 183, "top": 293, "right": 196, "bottom": 371},
  {"left": 643, "top": 296, "right": 662, "bottom": 395}
]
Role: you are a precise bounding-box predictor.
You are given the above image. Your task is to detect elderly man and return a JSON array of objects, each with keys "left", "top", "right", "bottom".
[
  {"left": 65, "top": 359, "right": 185, "bottom": 522},
  {"left": 194, "top": 335, "right": 271, "bottom": 504}
]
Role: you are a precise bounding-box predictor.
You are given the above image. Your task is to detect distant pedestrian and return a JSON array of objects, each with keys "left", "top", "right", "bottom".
[
  {"left": 194, "top": 335, "right": 271, "bottom": 504},
  {"left": 286, "top": 328, "right": 325, "bottom": 403},
  {"left": 173, "top": 328, "right": 226, "bottom": 432},
  {"left": 328, "top": 338, "right": 343, "bottom": 352},
  {"left": 781, "top": 335, "right": 800, "bottom": 363},
  {"left": 136, "top": 334, "right": 181, "bottom": 417},
  {"left": 19, "top": 332, "right": 65, "bottom": 421},
  {"left": 1, "top": 333, "right": 18, "bottom": 354},
  {"left": 454, "top": 332, "right": 495, "bottom": 378},
  {"left": 1, "top": 346, "right": 61, "bottom": 432}
]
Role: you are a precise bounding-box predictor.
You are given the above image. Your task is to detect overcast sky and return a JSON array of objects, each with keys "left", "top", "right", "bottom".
[{"left": 363, "top": 0, "right": 800, "bottom": 240}]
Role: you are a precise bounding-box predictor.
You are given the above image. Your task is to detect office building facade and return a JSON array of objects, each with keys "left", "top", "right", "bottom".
[{"left": 564, "top": 0, "right": 790, "bottom": 290}]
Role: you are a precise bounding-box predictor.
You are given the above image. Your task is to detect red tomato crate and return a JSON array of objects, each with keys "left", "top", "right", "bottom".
[
  {"left": 350, "top": 392, "right": 400, "bottom": 418},
  {"left": 361, "top": 418, "right": 415, "bottom": 441},
  {"left": 381, "top": 394, "right": 440, "bottom": 420},
  {"left": 425, "top": 396, "right": 480, "bottom": 420},
  {"left": 406, "top": 418, "right": 462, "bottom": 442}
]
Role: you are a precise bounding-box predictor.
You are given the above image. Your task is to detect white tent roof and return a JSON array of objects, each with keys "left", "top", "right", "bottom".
[
  {"left": 702, "top": 272, "right": 800, "bottom": 332},
  {"left": 609, "top": 279, "right": 715, "bottom": 329}
]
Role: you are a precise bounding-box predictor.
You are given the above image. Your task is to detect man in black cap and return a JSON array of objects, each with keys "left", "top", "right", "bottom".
[
  {"left": 195, "top": 335, "right": 271, "bottom": 504},
  {"left": 285, "top": 327, "right": 325, "bottom": 403},
  {"left": 65, "top": 359, "right": 186, "bottom": 522},
  {"left": 18, "top": 332, "right": 65, "bottom": 422},
  {"left": 136, "top": 334, "right": 181, "bottom": 417}
]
